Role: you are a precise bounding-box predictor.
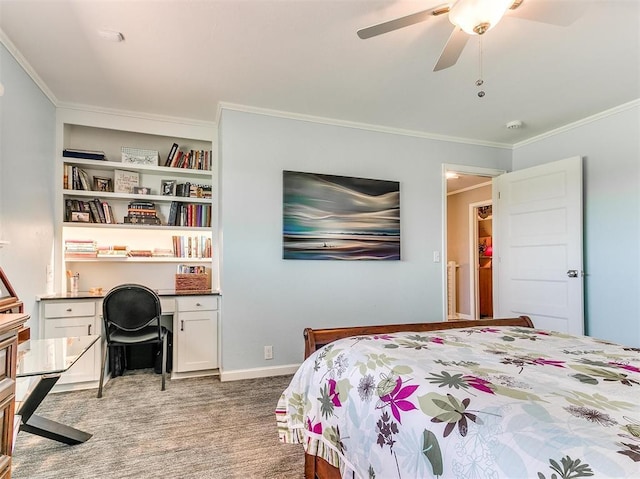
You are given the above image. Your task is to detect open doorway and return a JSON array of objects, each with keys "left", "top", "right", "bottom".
[{"left": 442, "top": 165, "right": 504, "bottom": 320}]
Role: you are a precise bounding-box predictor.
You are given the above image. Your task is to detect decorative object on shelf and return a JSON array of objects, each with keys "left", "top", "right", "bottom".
[
  {"left": 478, "top": 205, "right": 492, "bottom": 219},
  {"left": 175, "top": 265, "right": 210, "bottom": 291},
  {"left": 71, "top": 211, "right": 91, "bottom": 222},
  {"left": 67, "top": 270, "right": 79, "bottom": 293},
  {"left": 282, "top": 170, "right": 400, "bottom": 260},
  {"left": 113, "top": 169, "right": 140, "bottom": 193},
  {"left": 93, "top": 176, "right": 113, "bottom": 192},
  {"left": 132, "top": 186, "right": 151, "bottom": 195},
  {"left": 161, "top": 180, "right": 176, "bottom": 196},
  {"left": 121, "top": 147, "right": 159, "bottom": 166}
]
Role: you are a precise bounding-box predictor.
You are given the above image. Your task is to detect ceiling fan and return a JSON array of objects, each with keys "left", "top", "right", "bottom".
[{"left": 357, "top": 0, "right": 580, "bottom": 72}]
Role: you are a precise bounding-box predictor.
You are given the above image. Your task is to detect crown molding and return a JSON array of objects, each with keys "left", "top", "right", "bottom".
[
  {"left": 217, "top": 102, "right": 513, "bottom": 150},
  {"left": 56, "top": 102, "right": 216, "bottom": 130},
  {"left": 0, "top": 28, "right": 57, "bottom": 105},
  {"left": 513, "top": 98, "right": 640, "bottom": 149}
]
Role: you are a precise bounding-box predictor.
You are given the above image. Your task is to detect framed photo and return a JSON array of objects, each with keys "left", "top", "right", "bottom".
[
  {"left": 93, "top": 176, "right": 113, "bottom": 192},
  {"left": 71, "top": 211, "right": 91, "bottom": 222},
  {"left": 133, "top": 186, "right": 151, "bottom": 195},
  {"left": 283, "top": 170, "right": 400, "bottom": 260},
  {"left": 114, "top": 169, "right": 140, "bottom": 193},
  {"left": 161, "top": 180, "right": 176, "bottom": 196}
]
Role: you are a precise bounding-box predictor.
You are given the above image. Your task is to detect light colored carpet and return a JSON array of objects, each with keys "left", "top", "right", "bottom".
[{"left": 12, "top": 371, "right": 304, "bottom": 478}]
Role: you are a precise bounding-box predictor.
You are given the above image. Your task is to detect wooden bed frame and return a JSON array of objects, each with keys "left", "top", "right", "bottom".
[{"left": 301, "top": 316, "right": 534, "bottom": 479}]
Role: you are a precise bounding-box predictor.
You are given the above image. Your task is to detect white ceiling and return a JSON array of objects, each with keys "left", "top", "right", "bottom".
[{"left": 1, "top": 0, "right": 638, "bottom": 146}]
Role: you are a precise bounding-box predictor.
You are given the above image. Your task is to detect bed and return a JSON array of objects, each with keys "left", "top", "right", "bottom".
[{"left": 276, "top": 317, "right": 640, "bottom": 478}]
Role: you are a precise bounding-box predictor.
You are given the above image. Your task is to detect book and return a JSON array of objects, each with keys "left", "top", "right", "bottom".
[
  {"left": 165, "top": 143, "right": 179, "bottom": 166},
  {"left": 168, "top": 201, "right": 179, "bottom": 226},
  {"left": 78, "top": 168, "right": 91, "bottom": 191},
  {"left": 93, "top": 198, "right": 106, "bottom": 223},
  {"left": 63, "top": 149, "right": 106, "bottom": 160}
]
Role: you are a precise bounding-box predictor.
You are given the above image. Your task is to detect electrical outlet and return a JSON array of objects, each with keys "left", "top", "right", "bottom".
[{"left": 264, "top": 345, "right": 273, "bottom": 360}]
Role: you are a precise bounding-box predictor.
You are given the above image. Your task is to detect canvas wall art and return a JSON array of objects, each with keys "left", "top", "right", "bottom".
[{"left": 283, "top": 171, "right": 400, "bottom": 260}]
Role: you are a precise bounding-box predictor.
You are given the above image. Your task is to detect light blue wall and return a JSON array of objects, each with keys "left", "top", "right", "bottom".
[
  {"left": 512, "top": 104, "right": 640, "bottom": 348},
  {"left": 218, "top": 109, "right": 512, "bottom": 373},
  {"left": 0, "top": 43, "right": 56, "bottom": 331}
]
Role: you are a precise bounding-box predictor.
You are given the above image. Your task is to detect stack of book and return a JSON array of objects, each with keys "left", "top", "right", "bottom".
[
  {"left": 96, "top": 245, "right": 128, "bottom": 258},
  {"left": 125, "top": 201, "right": 161, "bottom": 225},
  {"left": 65, "top": 240, "right": 97, "bottom": 259},
  {"left": 128, "top": 250, "right": 153, "bottom": 257},
  {"left": 152, "top": 248, "right": 174, "bottom": 258},
  {"left": 65, "top": 198, "right": 115, "bottom": 224}
]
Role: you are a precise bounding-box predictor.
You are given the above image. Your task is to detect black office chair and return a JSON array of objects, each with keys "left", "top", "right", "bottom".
[{"left": 97, "top": 284, "right": 167, "bottom": 398}]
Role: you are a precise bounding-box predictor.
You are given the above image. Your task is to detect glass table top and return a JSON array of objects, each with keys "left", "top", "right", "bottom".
[{"left": 17, "top": 335, "right": 100, "bottom": 377}]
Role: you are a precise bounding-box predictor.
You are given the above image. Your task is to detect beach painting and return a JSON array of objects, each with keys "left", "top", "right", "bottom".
[{"left": 283, "top": 170, "right": 400, "bottom": 260}]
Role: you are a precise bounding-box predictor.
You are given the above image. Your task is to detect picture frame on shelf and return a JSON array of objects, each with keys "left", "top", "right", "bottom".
[
  {"left": 133, "top": 186, "right": 151, "bottom": 195},
  {"left": 93, "top": 176, "right": 113, "bottom": 192},
  {"left": 71, "top": 211, "right": 91, "bottom": 222},
  {"left": 114, "top": 169, "right": 140, "bottom": 193},
  {"left": 161, "top": 180, "right": 176, "bottom": 196}
]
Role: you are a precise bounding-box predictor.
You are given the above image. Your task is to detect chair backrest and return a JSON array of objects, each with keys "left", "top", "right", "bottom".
[{"left": 102, "top": 284, "right": 162, "bottom": 333}]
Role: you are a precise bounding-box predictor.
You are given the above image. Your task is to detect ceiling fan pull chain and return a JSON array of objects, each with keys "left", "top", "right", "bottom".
[{"left": 476, "top": 36, "right": 485, "bottom": 98}]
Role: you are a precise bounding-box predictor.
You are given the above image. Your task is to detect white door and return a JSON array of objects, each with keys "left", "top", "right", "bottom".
[{"left": 493, "top": 156, "right": 584, "bottom": 335}]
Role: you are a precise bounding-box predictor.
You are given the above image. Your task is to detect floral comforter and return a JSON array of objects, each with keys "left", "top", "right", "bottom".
[{"left": 276, "top": 326, "right": 640, "bottom": 478}]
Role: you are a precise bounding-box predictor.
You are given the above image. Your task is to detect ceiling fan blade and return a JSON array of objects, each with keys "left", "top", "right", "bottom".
[
  {"left": 509, "top": 0, "right": 587, "bottom": 26},
  {"left": 357, "top": 4, "right": 450, "bottom": 39},
  {"left": 433, "top": 27, "right": 469, "bottom": 71}
]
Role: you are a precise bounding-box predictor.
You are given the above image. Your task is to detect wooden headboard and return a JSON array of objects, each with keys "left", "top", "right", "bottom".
[{"left": 303, "top": 316, "right": 534, "bottom": 359}]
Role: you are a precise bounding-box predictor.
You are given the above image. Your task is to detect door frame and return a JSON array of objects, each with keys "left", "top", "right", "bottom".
[
  {"left": 441, "top": 164, "right": 505, "bottom": 321},
  {"left": 469, "top": 199, "right": 492, "bottom": 320}
]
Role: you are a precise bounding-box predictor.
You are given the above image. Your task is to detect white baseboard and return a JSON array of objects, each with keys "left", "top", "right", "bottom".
[
  {"left": 170, "top": 369, "right": 219, "bottom": 380},
  {"left": 219, "top": 364, "right": 300, "bottom": 382}
]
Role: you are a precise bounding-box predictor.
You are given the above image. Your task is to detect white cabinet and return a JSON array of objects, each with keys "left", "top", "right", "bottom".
[
  {"left": 41, "top": 300, "right": 101, "bottom": 386},
  {"left": 174, "top": 296, "right": 218, "bottom": 373}
]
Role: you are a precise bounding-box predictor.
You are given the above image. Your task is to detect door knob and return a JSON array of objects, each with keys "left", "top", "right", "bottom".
[{"left": 567, "top": 270, "right": 579, "bottom": 278}]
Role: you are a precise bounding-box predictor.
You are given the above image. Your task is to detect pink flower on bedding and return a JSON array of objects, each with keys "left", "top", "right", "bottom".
[
  {"left": 532, "top": 357, "right": 566, "bottom": 368},
  {"left": 431, "top": 337, "right": 444, "bottom": 344},
  {"left": 328, "top": 379, "right": 341, "bottom": 407},
  {"left": 379, "top": 377, "right": 418, "bottom": 424},
  {"left": 610, "top": 362, "right": 640, "bottom": 373},
  {"left": 372, "top": 334, "right": 395, "bottom": 341},
  {"left": 464, "top": 375, "right": 495, "bottom": 394},
  {"left": 306, "top": 417, "right": 323, "bottom": 435},
  {"left": 479, "top": 328, "right": 500, "bottom": 333}
]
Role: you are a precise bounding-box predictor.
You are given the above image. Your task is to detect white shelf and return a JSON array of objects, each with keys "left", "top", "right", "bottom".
[
  {"left": 62, "top": 157, "right": 212, "bottom": 178},
  {"left": 56, "top": 112, "right": 218, "bottom": 294},
  {"left": 63, "top": 189, "right": 212, "bottom": 205},
  {"left": 62, "top": 222, "right": 211, "bottom": 231},
  {"left": 64, "top": 257, "right": 211, "bottom": 263}
]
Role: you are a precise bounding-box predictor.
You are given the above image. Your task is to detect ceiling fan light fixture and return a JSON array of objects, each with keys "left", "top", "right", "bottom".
[{"left": 448, "top": 0, "right": 513, "bottom": 35}]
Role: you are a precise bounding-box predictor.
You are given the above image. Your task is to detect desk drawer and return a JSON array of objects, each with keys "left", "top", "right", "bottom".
[
  {"left": 44, "top": 301, "right": 95, "bottom": 318},
  {"left": 177, "top": 296, "right": 218, "bottom": 312}
]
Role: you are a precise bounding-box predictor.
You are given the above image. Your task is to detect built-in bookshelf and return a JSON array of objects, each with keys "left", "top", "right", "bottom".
[{"left": 55, "top": 109, "right": 217, "bottom": 293}]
